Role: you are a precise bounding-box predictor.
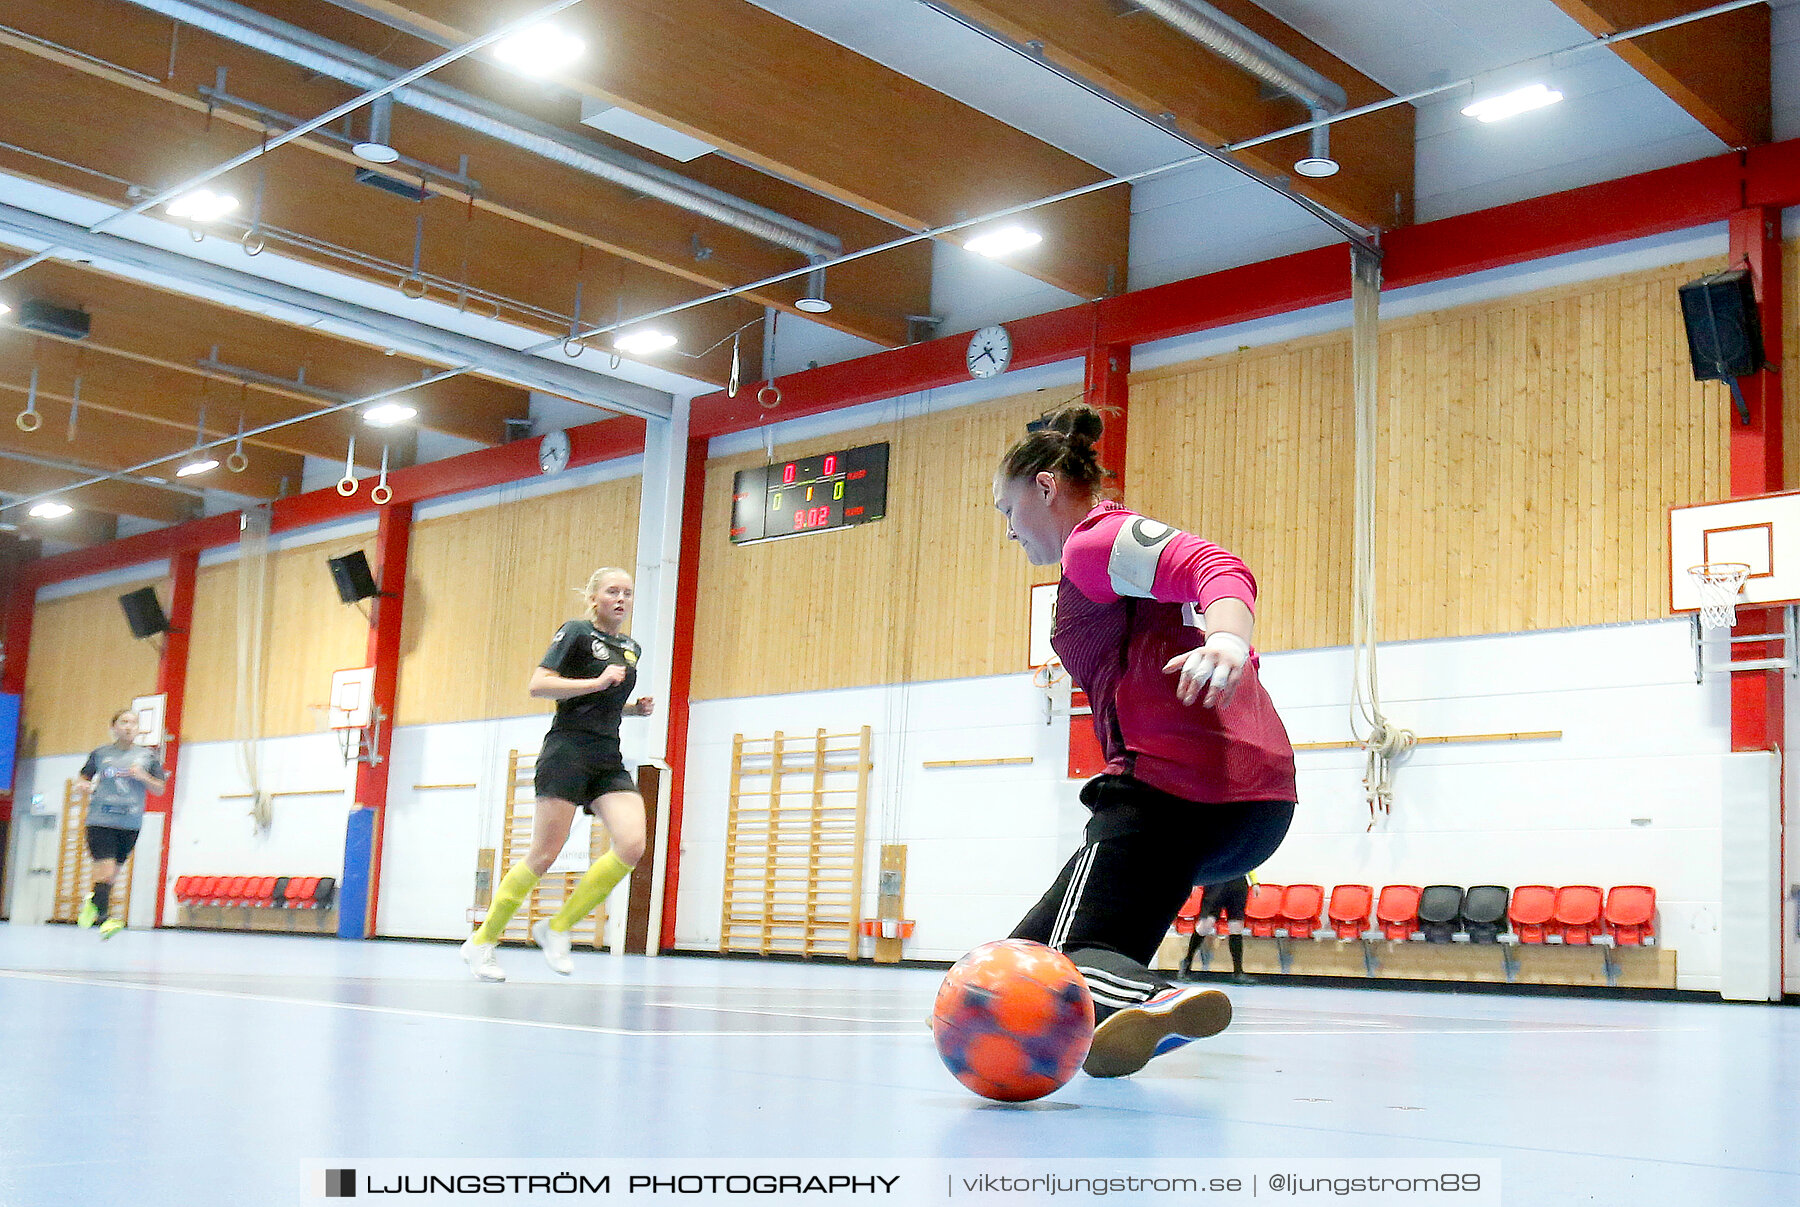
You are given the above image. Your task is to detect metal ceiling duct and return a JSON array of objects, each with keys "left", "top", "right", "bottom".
[
  {"left": 120, "top": 0, "right": 843, "bottom": 261},
  {"left": 1133, "top": 0, "right": 1347, "bottom": 176}
]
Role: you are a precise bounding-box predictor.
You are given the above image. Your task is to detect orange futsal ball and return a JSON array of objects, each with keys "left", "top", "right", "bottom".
[{"left": 931, "top": 939, "right": 1094, "bottom": 1101}]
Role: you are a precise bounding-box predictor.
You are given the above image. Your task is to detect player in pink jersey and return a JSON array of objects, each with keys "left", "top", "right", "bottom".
[{"left": 993, "top": 403, "right": 1297, "bottom": 1077}]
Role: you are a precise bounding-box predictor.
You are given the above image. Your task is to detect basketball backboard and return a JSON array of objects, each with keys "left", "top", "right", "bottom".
[
  {"left": 131, "top": 693, "right": 166, "bottom": 747},
  {"left": 1669, "top": 491, "right": 1800, "bottom": 614},
  {"left": 1028, "top": 582, "right": 1058, "bottom": 669},
  {"left": 328, "top": 666, "right": 375, "bottom": 730}
]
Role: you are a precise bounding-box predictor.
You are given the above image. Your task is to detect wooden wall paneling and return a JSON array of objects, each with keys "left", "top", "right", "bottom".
[
  {"left": 22, "top": 577, "right": 164, "bottom": 756},
  {"left": 396, "top": 478, "right": 642, "bottom": 727},
  {"left": 691, "top": 394, "right": 1055, "bottom": 701},
  {"left": 182, "top": 542, "right": 370, "bottom": 743}
]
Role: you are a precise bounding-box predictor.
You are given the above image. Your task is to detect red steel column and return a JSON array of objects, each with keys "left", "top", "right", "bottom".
[
  {"left": 1084, "top": 335, "right": 1131, "bottom": 493},
  {"left": 149, "top": 549, "right": 197, "bottom": 926},
  {"left": 657, "top": 434, "right": 709, "bottom": 950},
  {"left": 355, "top": 502, "right": 413, "bottom": 936},
  {"left": 0, "top": 564, "right": 37, "bottom": 820},
  {"left": 1727, "top": 207, "right": 1785, "bottom": 753}
]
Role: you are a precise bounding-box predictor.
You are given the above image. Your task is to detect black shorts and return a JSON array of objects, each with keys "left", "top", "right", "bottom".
[
  {"left": 86, "top": 825, "right": 141, "bottom": 864},
  {"left": 534, "top": 731, "right": 637, "bottom": 812},
  {"left": 1199, "top": 877, "right": 1251, "bottom": 920}
]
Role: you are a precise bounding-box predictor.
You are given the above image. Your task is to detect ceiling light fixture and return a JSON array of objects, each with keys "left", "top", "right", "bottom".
[
  {"left": 963, "top": 225, "right": 1044, "bottom": 259},
  {"left": 1462, "top": 83, "right": 1564, "bottom": 123},
  {"left": 165, "top": 189, "right": 241, "bottom": 223},
  {"left": 363, "top": 401, "right": 417, "bottom": 427},
  {"left": 1294, "top": 154, "right": 1340, "bottom": 178},
  {"left": 0, "top": 301, "right": 11, "bottom": 316},
  {"left": 492, "top": 23, "right": 586, "bottom": 75},
  {"left": 795, "top": 264, "right": 833, "bottom": 314},
  {"left": 176, "top": 456, "right": 219, "bottom": 478},
  {"left": 613, "top": 329, "right": 678, "bottom": 356},
  {"left": 28, "top": 501, "right": 72, "bottom": 519},
  {"left": 353, "top": 96, "right": 401, "bottom": 164}
]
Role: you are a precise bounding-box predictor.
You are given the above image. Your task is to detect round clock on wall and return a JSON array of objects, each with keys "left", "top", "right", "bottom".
[
  {"left": 538, "top": 429, "right": 571, "bottom": 475},
  {"left": 966, "top": 325, "right": 1013, "bottom": 379}
]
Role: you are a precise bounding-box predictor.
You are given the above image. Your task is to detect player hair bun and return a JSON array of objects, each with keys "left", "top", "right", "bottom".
[{"left": 1048, "top": 403, "right": 1104, "bottom": 446}]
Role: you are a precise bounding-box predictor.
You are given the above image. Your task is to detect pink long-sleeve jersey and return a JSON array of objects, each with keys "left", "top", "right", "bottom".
[{"left": 1053, "top": 501, "right": 1297, "bottom": 805}]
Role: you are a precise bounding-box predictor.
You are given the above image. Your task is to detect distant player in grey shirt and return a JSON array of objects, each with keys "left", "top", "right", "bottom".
[{"left": 76, "top": 709, "right": 167, "bottom": 937}]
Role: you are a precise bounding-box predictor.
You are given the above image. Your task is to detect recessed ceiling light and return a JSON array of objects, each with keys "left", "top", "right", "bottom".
[
  {"left": 364, "top": 402, "right": 417, "bottom": 427},
  {"left": 1294, "top": 156, "right": 1340, "bottom": 178},
  {"left": 964, "top": 225, "right": 1043, "bottom": 259},
  {"left": 165, "top": 189, "right": 240, "bottom": 223},
  {"left": 492, "top": 23, "right": 585, "bottom": 75},
  {"left": 28, "top": 501, "right": 72, "bottom": 519},
  {"left": 176, "top": 456, "right": 219, "bottom": 478},
  {"left": 614, "top": 329, "right": 678, "bottom": 356},
  {"left": 1462, "top": 83, "right": 1563, "bottom": 123}
]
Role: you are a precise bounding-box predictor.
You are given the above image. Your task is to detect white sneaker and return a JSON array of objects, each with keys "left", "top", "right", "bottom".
[
  {"left": 461, "top": 935, "right": 506, "bottom": 982},
  {"left": 1083, "top": 986, "right": 1232, "bottom": 1078},
  {"left": 532, "top": 920, "right": 574, "bottom": 975}
]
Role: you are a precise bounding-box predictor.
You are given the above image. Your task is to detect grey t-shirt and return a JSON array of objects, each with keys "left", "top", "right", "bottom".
[{"left": 80, "top": 743, "right": 164, "bottom": 831}]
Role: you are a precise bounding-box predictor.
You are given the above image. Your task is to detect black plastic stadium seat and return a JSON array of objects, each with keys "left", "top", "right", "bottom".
[
  {"left": 313, "top": 876, "right": 337, "bottom": 909},
  {"left": 272, "top": 877, "right": 290, "bottom": 908},
  {"left": 1460, "top": 885, "right": 1510, "bottom": 943},
  {"left": 1417, "top": 885, "right": 1465, "bottom": 943}
]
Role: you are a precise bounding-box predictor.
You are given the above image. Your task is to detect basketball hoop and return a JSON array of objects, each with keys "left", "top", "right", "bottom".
[{"left": 1688, "top": 562, "right": 1751, "bottom": 630}]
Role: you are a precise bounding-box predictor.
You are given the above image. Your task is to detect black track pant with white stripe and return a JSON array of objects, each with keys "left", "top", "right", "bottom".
[{"left": 1011, "top": 775, "right": 1294, "bottom": 1021}]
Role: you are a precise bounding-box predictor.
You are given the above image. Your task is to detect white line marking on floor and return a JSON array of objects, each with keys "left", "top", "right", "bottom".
[{"left": 0, "top": 969, "right": 920, "bottom": 1038}]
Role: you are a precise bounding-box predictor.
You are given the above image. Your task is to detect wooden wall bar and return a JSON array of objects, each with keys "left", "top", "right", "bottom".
[
  {"left": 397, "top": 477, "right": 642, "bottom": 727},
  {"left": 22, "top": 578, "right": 164, "bottom": 756}
]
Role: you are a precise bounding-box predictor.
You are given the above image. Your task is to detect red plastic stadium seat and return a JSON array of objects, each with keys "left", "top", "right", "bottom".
[
  {"left": 1280, "top": 884, "right": 1325, "bottom": 939},
  {"left": 1508, "top": 885, "right": 1556, "bottom": 944},
  {"left": 254, "top": 876, "right": 278, "bottom": 906},
  {"left": 192, "top": 876, "right": 216, "bottom": 904},
  {"left": 174, "top": 875, "right": 193, "bottom": 901},
  {"left": 1555, "top": 885, "right": 1605, "bottom": 945},
  {"left": 1328, "top": 884, "right": 1374, "bottom": 940},
  {"left": 1245, "top": 883, "right": 1285, "bottom": 938},
  {"left": 1375, "top": 885, "right": 1422, "bottom": 940},
  {"left": 224, "top": 875, "right": 250, "bottom": 905},
  {"left": 294, "top": 877, "right": 320, "bottom": 907},
  {"left": 1604, "top": 885, "right": 1657, "bottom": 946},
  {"left": 1174, "top": 887, "right": 1206, "bottom": 936}
]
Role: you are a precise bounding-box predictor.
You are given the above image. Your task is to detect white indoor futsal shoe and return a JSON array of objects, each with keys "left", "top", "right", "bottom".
[
  {"left": 1083, "top": 986, "right": 1232, "bottom": 1078},
  {"left": 461, "top": 935, "right": 506, "bottom": 983},
  {"left": 532, "top": 919, "right": 574, "bottom": 976}
]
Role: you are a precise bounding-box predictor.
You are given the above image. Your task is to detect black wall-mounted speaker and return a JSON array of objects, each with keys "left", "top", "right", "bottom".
[
  {"left": 1678, "top": 269, "right": 1765, "bottom": 382},
  {"left": 326, "top": 550, "right": 380, "bottom": 604},
  {"left": 19, "top": 299, "right": 92, "bottom": 341},
  {"left": 118, "top": 586, "right": 169, "bottom": 639}
]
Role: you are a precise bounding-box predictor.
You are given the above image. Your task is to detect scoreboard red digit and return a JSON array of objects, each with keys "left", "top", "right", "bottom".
[{"left": 729, "top": 443, "right": 889, "bottom": 545}]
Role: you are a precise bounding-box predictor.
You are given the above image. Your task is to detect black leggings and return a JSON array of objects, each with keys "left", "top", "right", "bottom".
[{"left": 1011, "top": 775, "right": 1293, "bottom": 1019}]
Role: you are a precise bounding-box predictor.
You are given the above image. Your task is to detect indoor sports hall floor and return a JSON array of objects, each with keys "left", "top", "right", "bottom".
[{"left": 0, "top": 926, "right": 1794, "bottom": 1207}]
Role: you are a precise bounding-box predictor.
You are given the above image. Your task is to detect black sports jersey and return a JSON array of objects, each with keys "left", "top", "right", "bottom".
[{"left": 539, "top": 618, "right": 640, "bottom": 751}]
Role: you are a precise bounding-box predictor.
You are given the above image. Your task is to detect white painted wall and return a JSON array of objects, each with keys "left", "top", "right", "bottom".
[{"left": 673, "top": 618, "right": 1761, "bottom": 993}]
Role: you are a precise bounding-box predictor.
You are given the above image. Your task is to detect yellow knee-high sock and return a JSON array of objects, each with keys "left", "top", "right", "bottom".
[
  {"left": 473, "top": 862, "right": 540, "bottom": 943},
  {"left": 550, "top": 850, "right": 632, "bottom": 932}
]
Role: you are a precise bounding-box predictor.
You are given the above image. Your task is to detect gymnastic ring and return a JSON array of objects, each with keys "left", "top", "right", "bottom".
[
  {"left": 398, "top": 276, "right": 429, "bottom": 300},
  {"left": 225, "top": 451, "right": 250, "bottom": 473},
  {"left": 756, "top": 384, "right": 782, "bottom": 410},
  {"left": 336, "top": 476, "right": 358, "bottom": 497},
  {"left": 459, "top": 296, "right": 501, "bottom": 322},
  {"left": 189, "top": 227, "right": 206, "bottom": 243},
  {"left": 562, "top": 335, "right": 587, "bottom": 359},
  {"left": 15, "top": 409, "right": 42, "bottom": 432},
  {"left": 370, "top": 484, "right": 393, "bottom": 505},
  {"left": 241, "top": 230, "right": 265, "bottom": 256}
]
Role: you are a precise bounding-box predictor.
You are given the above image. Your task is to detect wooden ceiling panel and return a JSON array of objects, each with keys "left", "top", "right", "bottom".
[
  {"left": 3, "top": 260, "right": 526, "bottom": 451},
  {"left": 942, "top": 0, "right": 1414, "bottom": 230},
  {"left": 0, "top": 458, "right": 200, "bottom": 524},
  {"left": 0, "top": 0, "right": 927, "bottom": 349},
  {"left": 0, "top": 381, "right": 301, "bottom": 499},
  {"left": 1549, "top": 1, "right": 1770, "bottom": 149},
  {"left": 346, "top": 0, "right": 1132, "bottom": 300}
]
